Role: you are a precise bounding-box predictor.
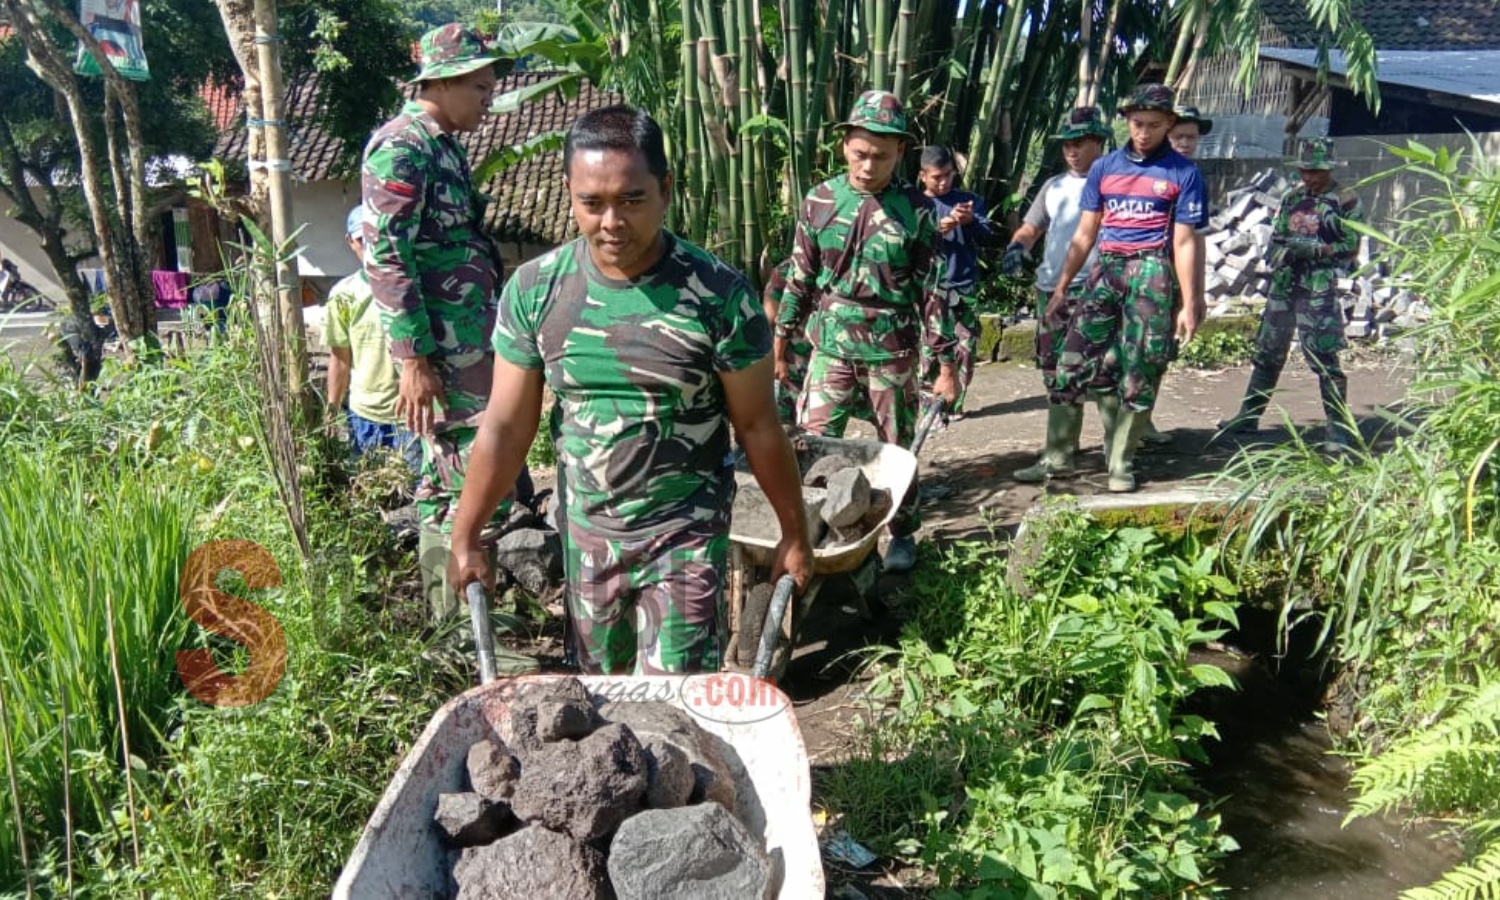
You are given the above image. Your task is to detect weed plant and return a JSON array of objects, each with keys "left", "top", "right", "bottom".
[
  {"left": 823, "top": 512, "right": 1240, "bottom": 897},
  {"left": 1218, "top": 136, "right": 1500, "bottom": 897}
]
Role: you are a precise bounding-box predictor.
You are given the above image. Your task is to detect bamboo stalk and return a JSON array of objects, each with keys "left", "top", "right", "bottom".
[
  {"left": 1165, "top": 0, "right": 1202, "bottom": 88},
  {"left": 719, "top": 0, "right": 744, "bottom": 266},
  {"left": 681, "top": 0, "right": 705, "bottom": 233},
  {"left": 738, "top": 0, "right": 762, "bottom": 278},
  {"left": 1078, "top": 0, "right": 1094, "bottom": 101},
  {"left": 892, "top": 0, "right": 915, "bottom": 101},
  {"left": 0, "top": 675, "right": 34, "bottom": 899},
  {"left": 104, "top": 592, "right": 142, "bottom": 875},
  {"left": 785, "top": 0, "right": 809, "bottom": 193},
  {"left": 871, "top": 0, "right": 891, "bottom": 91},
  {"left": 966, "top": 0, "right": 1018, "bottom": 190},
  {"left": 1089, "top": 0, "right": 1126, "bottom": 106},
  {"left": 806, "top": 0, "right": 843, "bottom": 164}
]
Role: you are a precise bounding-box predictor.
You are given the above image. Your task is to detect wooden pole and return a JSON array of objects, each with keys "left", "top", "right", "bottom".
[{"left": 252, "top": 0, "right": 308, "bottom": 405}]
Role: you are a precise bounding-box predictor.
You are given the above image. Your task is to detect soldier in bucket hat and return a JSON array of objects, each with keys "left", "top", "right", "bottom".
[
  {"left": 1005, "top": 107, "right": 1111, "bottom": 484},
  {"left": 1037, "top": 83, "right": 1208, "bottom": 492},
  {"left": 1168, "top": 105, "right": 1213, "bottom": 158},
  {"left": 1220, "top": 138, "right": 1364, "bottom": 452},
  {"left": 360, "top": 25, "right": 536, "bottom": 663},
  {"left": 777, "top": 90, "right": 958, "bottom": 572}
]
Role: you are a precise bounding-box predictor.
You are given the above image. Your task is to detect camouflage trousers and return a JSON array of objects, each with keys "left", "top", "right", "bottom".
[
  {"left": 1253, "top": 264, "right": 1347, "bottom": 395},
  {"left": 776, "top": 334, "right": 814, "bottom": 426},
  {"left": 921, "top": 288, "right": 980, "bottom": 414},
  {"left": 1053, "top": 253, "right": 1176, "bottom": 411},
  {"left": 415, "top": 426, "right": 513, "bottom": 532},
  {"left": 798, "top": 350, "right": 920, "bottom": 537},
  {"left": 562, "top": 516, "right": 729, "bottom": 675},
  {"left": 1034, "top": 284, "right": 1087, "bottom": 396}
]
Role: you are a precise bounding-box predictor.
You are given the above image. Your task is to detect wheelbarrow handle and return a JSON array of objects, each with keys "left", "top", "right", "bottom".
[
  {"left": 910, "top": 397, "right": 946, "bottom": 457},
  {"left": 464, "top": 580, "right": 498, "bottom": 685},
  {"left": 751, "top": 574, "right": 799, "bottom": 680}
]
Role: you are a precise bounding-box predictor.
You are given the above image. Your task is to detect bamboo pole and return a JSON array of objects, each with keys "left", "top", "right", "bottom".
[
  {"left": 871, "top": 0, "right": 891, "bottom": 91},
  {"left": 806, "top": 0, "right": 843, "bottom": 164},
  {"left": 717, "top": 0, "right": 743, "bottom": 266},
  {"left": 680, "top": 0, "right": 705, "bottom": 233},
  {"left": 1164, "top": 1, "right": 1202, "bottom": 88},
  {"left": 1088, "top": 0, "right": 1126, "bottom": 107},
  {"left": 737, "top": 0, "right": 761, "bottom": 278},
  {"left": 252, "top": 0, "right": 307, "bottom": 407},
  {"left": 892, "top": 0, "right": 915, "bottom": 101},
  {"left": 785, "top": 0, "right": 809, "bottom": 194},
  {"left": 1078, "top": 0, "right": 1094, "bottom": 101}
]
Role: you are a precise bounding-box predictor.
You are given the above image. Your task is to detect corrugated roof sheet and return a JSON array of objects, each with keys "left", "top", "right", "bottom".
[
  {"left": 1260, "top": 0, "right": 1500, "bottom": 51},
  {"left": 1260, "top": 47, "right": 1500, "bottom": 105},
  {"left": 213, "top": 70, "right": 616, "bottom": 245}
]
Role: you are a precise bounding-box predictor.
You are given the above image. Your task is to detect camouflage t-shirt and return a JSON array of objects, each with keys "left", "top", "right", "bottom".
[
  {"left": 1273, "top": 181, "right": 1363, "bottom": 266},
  {"left": 361, "top": 100, "right": 502, "bottom": 431},
  {"left": 492, "top": 234, "right": 771, "bottom": 538},
  {"left": 777, "top": 174, "right": 955, "bottom": 364}
]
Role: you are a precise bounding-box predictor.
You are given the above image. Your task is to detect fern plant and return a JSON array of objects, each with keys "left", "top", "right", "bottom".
[{"left": 1347, "top": 680, "right": 1500, "bottom": 900}]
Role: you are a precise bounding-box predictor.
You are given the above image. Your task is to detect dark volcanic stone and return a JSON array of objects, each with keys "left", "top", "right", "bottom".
[
  {"left": 537, "top": 700, "right": 596, "bottom": 742},
  {"left": 608, "top": 803, "right": 773, "bottom": 900},
  {"left": 494, "top": 527, "right": 563, "bottom": 596},
  {"left": 802, "top": 454, "right": 857, "bottom": 488},
  {"left": 821, "top": 466, "right": 871, "bottom": 528},
  {"left": 596, "top": 701, "right": 737, "bottom": 811},
  {"left": 859, "top": 486, "right": 893, "bottom": 531},
  {"left": 510, "top": 722, "right": 647, "bottom": 843},
  {"left": 454, "top": 825, "right": 612, "bottom": 900},
  {"left": 466, "top": 739, "right": 521, "bottom": 801},
  {"left": 433, "top": 792, "right": 515, "bottom": 848},
  {"left": 640, "top": 735, "right": 694, "bottom": 809},
  {"left": 509, "top": 678, "right": 599, "bottom": 758}
]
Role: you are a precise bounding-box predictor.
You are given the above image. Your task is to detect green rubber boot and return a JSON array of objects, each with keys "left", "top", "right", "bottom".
[
  {"left": 1098, "top": 395, "right": 1144, "bottom": 493},
  {"left": 1014, "top": 404, "right": 1084, "bottom": 483}
]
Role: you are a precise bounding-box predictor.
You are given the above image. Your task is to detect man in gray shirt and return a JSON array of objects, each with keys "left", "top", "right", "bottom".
[{"left": 1001, "top": 107, "right": 1110, "bottom": 483}]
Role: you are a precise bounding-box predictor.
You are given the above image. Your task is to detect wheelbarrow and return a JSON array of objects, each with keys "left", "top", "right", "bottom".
[
  {"left": 332, "top": 672, "right": 824, "bottom": 898},
  {"left": 725, "top": 400, "right": 943, "bottom": 680}
]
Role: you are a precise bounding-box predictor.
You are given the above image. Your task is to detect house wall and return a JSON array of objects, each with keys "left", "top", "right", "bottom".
[
  {"left": 1197, "top": 131, "right": 1500, "bottom": 228},
  {"left": 0, "top": 188, "right": 98, "bottom": 301}
]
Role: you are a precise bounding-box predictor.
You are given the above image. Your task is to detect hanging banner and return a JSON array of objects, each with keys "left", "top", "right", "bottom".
[{"left": 74, "top": 0, "right": 151, "bottom": 82}]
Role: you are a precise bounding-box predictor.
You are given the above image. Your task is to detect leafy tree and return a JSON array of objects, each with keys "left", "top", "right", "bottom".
[{"left": 401, "top": 0, "right": 565, "bottom": 31}]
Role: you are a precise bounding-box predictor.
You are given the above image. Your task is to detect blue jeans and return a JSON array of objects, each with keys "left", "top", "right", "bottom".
[{"left": 347, "top": 410, "right": 422, "bottom": 476}]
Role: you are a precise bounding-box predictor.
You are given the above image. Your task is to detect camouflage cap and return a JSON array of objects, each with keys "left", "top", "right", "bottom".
[
  {"left": 834, "top": 90, "right": 915, "bottom": 140},
  {"left": 1117, "top": 83, "right": 1177, "bottom": 117},
  {"left": 413, "top": 23, "right": 497, "bottom": 83},
  {"left": 1291, "top": 137, "right": 1343, "bottom": 170},
  {"left": 1172, "top": 105, "right": 1214, "bottom": 136},
  {"left": 1051, "top": 106, "right": 1112, "bottom": 141}
]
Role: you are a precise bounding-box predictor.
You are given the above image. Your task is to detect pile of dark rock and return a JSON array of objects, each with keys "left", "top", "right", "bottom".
[
  {"left": 801, "top": 455, "right": 892, "bottom": 549},
  {"left": 435, "top": 678, "right": 775, "bottom": 899}
]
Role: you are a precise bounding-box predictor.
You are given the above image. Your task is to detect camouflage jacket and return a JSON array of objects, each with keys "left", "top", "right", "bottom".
[
  {"left": 777, "top": 174, "right": 955, "bottom": 365},
  {"left": 1272, "top": 181, "right": 1363, "bottom": 269},
  {"left": 491, "top": 233, "right": 771, "bottom": 539},
  {"left": 360, "top": 99, "right": 502, "bottom": 430}
]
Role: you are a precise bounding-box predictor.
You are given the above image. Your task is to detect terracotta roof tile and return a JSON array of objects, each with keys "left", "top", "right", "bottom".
[
  {"left": 1260, "top": 0, "right": 1500, "bottom": 51},
  {"left": 213, "top": 70, "right": 615, "bottom": 245}
]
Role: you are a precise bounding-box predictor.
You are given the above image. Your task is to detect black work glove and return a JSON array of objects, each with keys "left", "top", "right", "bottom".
[{"left": 1000, "top": 242, "right": 1028, "bottom": 276}]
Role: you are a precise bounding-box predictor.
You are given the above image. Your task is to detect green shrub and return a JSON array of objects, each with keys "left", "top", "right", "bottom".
[{"left": 1178, "top": 330, "right": 1254, "bottom": 369}]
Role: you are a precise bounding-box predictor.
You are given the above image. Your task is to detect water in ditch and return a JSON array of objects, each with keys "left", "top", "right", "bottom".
[{"left": 1192, "top": 642, "right": 1464, "bottom": 897}]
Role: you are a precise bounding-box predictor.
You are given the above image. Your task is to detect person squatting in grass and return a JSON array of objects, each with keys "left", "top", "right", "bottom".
[
  {"left": 448, "top": 105, "right": 813, "bottom": 675},
  {"left": 777, "top": 90, "right": 958, "bottom": 575},
  {"left": 917, "top": 145, "right": 992, "bottom": 425},
  {"left": 1003, "top": 106, "right": 1111, "bottom": 484},
  {"left": 324, "top": 205, "right": 422, "bottom": 476},
  {"left": 1219, "top": 138, "right": 1365, "bottom": 453},
  {"left": 361, "top": 24, "right": 534, "bottom": 658},
  {"left": 1042, "top": 83, "right": 1208, "bottom": 493}
]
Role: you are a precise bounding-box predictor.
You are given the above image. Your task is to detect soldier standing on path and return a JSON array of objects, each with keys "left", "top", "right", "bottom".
[
  {"left": 449, "top": 106, "right": 812, "bottom": 675},
  {"left": 1003, "top": 107, "right": 1111, "bottom": 484},
  {"left": 777, "top": 91, "right": 958, "bottom": 574},
  {"left": 917, "top": 145, "right": 992, "bottom": 425},
  {"left": 1219, "top": 138, "right": 1364, "bottom": 451},
  {"left": 361, "top": 23, "right": 533, "bottom": 646},
  {"left": 1043, "top": 84, "right": 1208, "bottom": 493}
]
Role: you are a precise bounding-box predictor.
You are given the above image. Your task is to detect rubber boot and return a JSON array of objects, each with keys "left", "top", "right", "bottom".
[
  {"left": 1099, "top": 395, "right": 1143, "bottom": 492},
  {"left": 1014, "top": 404, "right": 1084, "bottom": 483},
  {"left": 1138, "top": 410, "right": 1172, "bottom": 448},
  {"left": 419, "top": 528, "right": 540, "bottom": 674},
  {"left": 1319, "top": 370, "right": 1356, "bottom": 453},
  {"left": 1218, "top": 364, "right": 1279, "bottom": 435}
]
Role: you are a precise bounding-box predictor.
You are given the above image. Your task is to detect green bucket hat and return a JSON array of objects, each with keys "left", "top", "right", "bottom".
[
  {"left": 413, "top": 23, "right": 498, "bottom": 83},
  {"left": 1051, "top": 106, "right": 1112, "bottom": 141},
  {"left": 1117, "top": 83, "right": 1177, "bottom": 117},
  {"left": 1290, "top": 137, "right": 1342, "bottom": 170},
  {"left": 1172, "top": 105, "right": 1214, "bottom": 135},
  {"left": 834, "top": 90, "right": 916, "bottom": 141}
]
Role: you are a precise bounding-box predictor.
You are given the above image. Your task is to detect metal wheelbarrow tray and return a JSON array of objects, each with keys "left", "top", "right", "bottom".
[{"left": 333, "top": 673, "right": 824, "bottom": 898}]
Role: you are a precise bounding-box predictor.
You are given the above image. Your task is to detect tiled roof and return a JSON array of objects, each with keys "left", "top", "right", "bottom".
[
  {"left": 1260, "top": 0, "right": 1500, "bottom": 51},
  {"left": 213, "top": 70, "right": 616, "bottom": 246}
]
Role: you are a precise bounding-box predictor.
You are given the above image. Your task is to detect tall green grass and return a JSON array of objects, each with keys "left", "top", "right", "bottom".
[{"left": 0, "top": 452, "right": 196, "bottom": 890}]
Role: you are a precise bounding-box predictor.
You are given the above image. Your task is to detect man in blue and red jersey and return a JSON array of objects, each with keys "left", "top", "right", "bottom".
[{"left": 1043, "top": 83, "right": 1207, "bottom": 492}]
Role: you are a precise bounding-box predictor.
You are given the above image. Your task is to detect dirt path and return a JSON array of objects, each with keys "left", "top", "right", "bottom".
[{"left": 779, "top": 335, "right": 1412, "bottom": 894}]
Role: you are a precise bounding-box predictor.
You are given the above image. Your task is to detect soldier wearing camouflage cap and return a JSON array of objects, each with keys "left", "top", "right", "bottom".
[
  {"left": 449, "top": 105, "right": 812, "bottom": 675},
  {"left": 777, "top": 90, "right": 958, "bottom": 573},
  {"left": 1040, "top": 83, "right": 1208, "bottom": 492},
  {"left": 1006, "top": 107, "right": 1111, "bottom": 484},
  {"left": 1220, "top": 138, "right": 1363, "bottom": 451},
  {"left": 360, "top": 24, "right": 536, "bottom": 652}
]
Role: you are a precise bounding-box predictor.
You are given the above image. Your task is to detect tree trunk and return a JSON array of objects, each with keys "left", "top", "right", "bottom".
[{"left": 215, "top": 0, "right": 270, "bottom": 222}]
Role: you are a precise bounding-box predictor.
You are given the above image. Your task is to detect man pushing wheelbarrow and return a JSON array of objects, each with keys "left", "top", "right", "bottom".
[{"left": 448, "top": 105, "right": 811, "bottom": 676}]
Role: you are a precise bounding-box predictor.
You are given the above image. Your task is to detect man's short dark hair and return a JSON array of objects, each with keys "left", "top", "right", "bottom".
[
  {"left": 920, "top": 145, "right": 956, "bottom": 171},
  {"left": 564, "top": 105, "right": 669, "bottom": 182}
]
